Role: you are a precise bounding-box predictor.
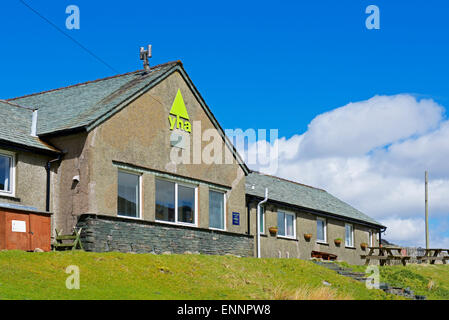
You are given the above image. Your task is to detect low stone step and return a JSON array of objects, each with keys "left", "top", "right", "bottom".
[{"left": 338, "top": 272, "right": 367, "bottom": 278}]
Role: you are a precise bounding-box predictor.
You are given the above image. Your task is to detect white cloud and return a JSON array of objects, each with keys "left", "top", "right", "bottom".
[
  {"left": 245, "top": 94, "right": 449, "bottom": 247},
  {"left": 299, "top": 94, "right": 444, "bottom": 158},
  {"left": 380, "top": 217, "right": 425, "bottom": 247}
]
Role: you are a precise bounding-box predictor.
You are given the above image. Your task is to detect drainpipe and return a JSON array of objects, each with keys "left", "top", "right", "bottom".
[
  {"left": 45, "top": 155, "right": 62, "bottom": 212},
  {"left": 257, "top": 188, "right": 268, "bottom": 258}
]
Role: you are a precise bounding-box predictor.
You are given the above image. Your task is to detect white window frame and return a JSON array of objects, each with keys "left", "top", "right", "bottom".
[
  {"left": 277, "top": 210, "right": 296, "bottom": 239},
  {"left": 345, "top": 223, "right": 354, "bottom": 248},
  {"left": 369, "top": 230, "right": 374, "bottom": 247},
  {"left": 117, "top": 169, "right": 142, "bottom": 220},
  {"left": 155, "top": 177, "right": 198, "bottom": 227},
  {"left": 316, "top": 217, "right": 327, "bottom": 244},
  {"left": 0, "top": 150, "right": 16, "bottom": 197},
  {"left": 209, "top": 189, "right": 226, "bottom": 231}
]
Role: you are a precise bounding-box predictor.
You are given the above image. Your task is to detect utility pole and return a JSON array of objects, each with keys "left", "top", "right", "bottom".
[{"left": 425, "top": 171, "right": 429, "bottom": 249}]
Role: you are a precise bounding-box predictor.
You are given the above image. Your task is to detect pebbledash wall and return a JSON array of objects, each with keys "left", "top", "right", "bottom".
[{"left": 77, "top": 214, "right": 253, "bottom": 256}]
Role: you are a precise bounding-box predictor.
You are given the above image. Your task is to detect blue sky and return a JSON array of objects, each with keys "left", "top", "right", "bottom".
[
  {"left": 1, "top": 1, "right": 448, "bottom": 135},
  {"left": 1, "top": 0, "right": 448, "bottom": 246}
]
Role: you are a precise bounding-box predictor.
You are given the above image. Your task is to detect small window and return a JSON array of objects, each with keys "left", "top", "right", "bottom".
[
  {"left": 316, "top": 217, "right": 327, "bottom": 243},
  {"left": 209, "top": 190, "right": 225, "bottom": 230},
  {"left": 277, "top": 211, "right": 295, "bottom": 238},
  {"left": 156, "top": 178, "right": 197, "bottom": 225},
  {"left": 369, "top": 230, "right": 373, "bottom": 247},
  {"left": 259, "top": 205, "right": 265, "bottom": 234},
  {"left": 345, "top": 223, "right": 354, "bottom": 247},
  {"left": 0, "top": 151, "right": 14, "bottom": 195},
  {"left": 178, "top": 184, "right": 195, "bottom": 224},
  {"left": 117, "top": 170, "right": 141, "bottom": 218},
  {"left": 155, "top": 179, "right": 175, "bottom": 222}
]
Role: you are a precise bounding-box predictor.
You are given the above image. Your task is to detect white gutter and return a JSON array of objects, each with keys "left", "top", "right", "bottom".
[{"left": 257, "top": 188, "right": 268, "bottom": 258}]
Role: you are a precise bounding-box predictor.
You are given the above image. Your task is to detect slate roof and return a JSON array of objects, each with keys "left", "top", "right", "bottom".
[
  {"left": 8, "top": 61, "right": 179, "bottom": 136},
  {"left": 1, "top": 60, "right": 249, "bottom": 173},
  {"left": 0, "top": 100, "right": 58, "bottom": 153},
  {"left": 246, "top": 171, "right": 384, "bottom": 228}
]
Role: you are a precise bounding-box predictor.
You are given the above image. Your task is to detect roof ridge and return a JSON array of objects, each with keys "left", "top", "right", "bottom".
[
  {"left": 8, "top": 60, "right": 181, "bottom": 102},
  {"left": 0, "top": 99, "right": 36, "bottom": 111},
  {"left": 250, "top": 170, "right": 326, "bottom": 192}
]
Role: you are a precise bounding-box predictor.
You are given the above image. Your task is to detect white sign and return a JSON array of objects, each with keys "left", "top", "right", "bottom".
[{"left": 12, "top": 220, "right": 26, "bottom": 233}]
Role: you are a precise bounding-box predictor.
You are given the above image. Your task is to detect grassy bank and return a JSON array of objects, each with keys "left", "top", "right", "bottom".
[
  {"left": 346, "top": 262, "right": 449, "bottom": 300},
  {"left": 0, "top": 250, "right": 447, "bottom": 300}
]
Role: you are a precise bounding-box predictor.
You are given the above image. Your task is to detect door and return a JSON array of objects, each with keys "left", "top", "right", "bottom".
[
  {"left": 29, "top": 214, "right": 51, "bottom": 251},
  {"left": 5, "top": 212, "right": 30, "bottom": 251}
]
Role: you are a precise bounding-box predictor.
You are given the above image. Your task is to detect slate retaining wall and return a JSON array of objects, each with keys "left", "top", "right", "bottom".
[{"left": 76, "top": 214, "right": 254, "bottom": 257}]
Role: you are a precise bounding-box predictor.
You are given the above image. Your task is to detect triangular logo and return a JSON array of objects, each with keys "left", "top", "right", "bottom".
[{"left": 169, "top": 89, "right": 189, "bottom": 120}]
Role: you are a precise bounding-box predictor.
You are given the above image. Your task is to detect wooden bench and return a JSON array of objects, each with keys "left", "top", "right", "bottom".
[
  {"left": 311, "top": 250, "right": 337, "bottom": 261},
  {"left": 417, "top": 249, "right": 449, "bottom": 264},
  {"left": 52, "top": 228, "right": 83, "bottom": 251},
  {"left": 416, "top": 256, "right": 449, "bottom": 263},
  {"left": 361, "top": 247, "right": 411, "bottom": 266},
  {"left": 361, "top": 254, "right": 411, "bottom": 266}
]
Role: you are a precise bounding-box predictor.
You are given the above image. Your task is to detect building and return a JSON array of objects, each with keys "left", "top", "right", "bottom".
[
  {"left": 0, "top": 60, "right": 385, "bottom": 264},
  {"left": 246, "top": 172, "right": 384, "bottom": 265}
]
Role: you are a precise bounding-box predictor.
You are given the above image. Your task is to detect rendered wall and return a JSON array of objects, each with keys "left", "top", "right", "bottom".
[
  {"left": 248, "top": 201, "right": 380, "bottom": 265},
  {"left": 0, "top": 148, "right": 49, "bottom": 212},
  {"left": 82, "top": 70, "right": 247, "bottom": 234}
]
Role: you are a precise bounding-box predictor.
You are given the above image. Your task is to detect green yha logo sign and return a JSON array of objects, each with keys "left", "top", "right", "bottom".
[{"left": 168, "top": 89, "right": 191, "bottom": 133}]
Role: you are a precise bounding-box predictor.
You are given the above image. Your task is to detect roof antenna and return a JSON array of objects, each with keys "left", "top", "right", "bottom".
[{"left": 140, "top": 45, "right": 152, "bottom": 72}]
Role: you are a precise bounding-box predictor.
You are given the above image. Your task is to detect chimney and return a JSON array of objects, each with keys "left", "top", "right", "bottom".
[{"left": 30, "top": 109, "right": 38, "bottom": 137}]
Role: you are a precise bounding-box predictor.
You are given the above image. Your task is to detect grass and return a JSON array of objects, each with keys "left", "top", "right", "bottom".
[
  {"left": 0, "top": 250, "right": 447, "bottom": 300},
  {"left": 345, "top": 262, "right": 449, "bottom": 300}
]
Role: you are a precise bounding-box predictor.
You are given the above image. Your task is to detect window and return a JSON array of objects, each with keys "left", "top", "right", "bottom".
[
  {"left": 209, "top": 190, "right": 225, "bottom": 230},
  {"left": 259, "top": 205, "right": 265, "bottom": 234},
  {"left": 277, "top": 211, "right": 295, "bottom": 238},
  {"left": 316, "top": 217, "right": 327, "bottom": 243},
  {"left": 369, "top": 230, "right": 373, "bottom": 247},
  {"left": 178, "top": 184, "right": 195, "bottom": 224},
  {"left": 345, "top": 223, "right": 354, "bottom": 247},
  {"left": 156, "top": 179, "right": 197, "bottom": 225},
  {"left": 0, "top": 151, "right": 14, "bottom": 196},
  {"left": 117, "top": 170, "right": 140, "bottom": 218}
]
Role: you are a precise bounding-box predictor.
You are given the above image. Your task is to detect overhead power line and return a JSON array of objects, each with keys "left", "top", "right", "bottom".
[{"left": 18, "top": 0, "right": 120, "bottom": 73}]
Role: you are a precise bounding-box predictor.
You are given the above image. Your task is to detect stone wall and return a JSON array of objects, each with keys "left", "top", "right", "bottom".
[{"left": 76, "top": 214, "right": 254, "bottom": 257}]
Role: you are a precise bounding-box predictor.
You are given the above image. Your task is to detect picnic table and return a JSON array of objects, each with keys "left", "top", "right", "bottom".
[
  {"left": 417, "top": 248, "right": 449, "bottom": 264},
  {"left": 361, "top": 246, "right": 411, "bottom": 266},
  {"left": 311, "top": 250, "right": 337, "bottom": 261}
]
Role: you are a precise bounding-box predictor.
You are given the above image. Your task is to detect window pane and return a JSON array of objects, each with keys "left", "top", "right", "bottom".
[
  {"left": 156, "top": 179, "right": 175, "bottom": 222},
  {"left": 286, "top": 214, "right": 294, "bottom": 237},
  {"left": 317, "top": 219, "right": 325, "bottom": 241},
  {"left": 259, "top": 206, "right": 264, "bottom": 234},
  {"left": 345, "top": 224, "right": 353, "bottom": 246},
  {"left": 0, "top": 155, "right": 11, "bottom": 192},
  {"left": 209, "top": 191, "right": 224, "bottom": 229},
  {"left": 277, "top": 212, "right": 285, "bottom": 236},
  {"left": 178, "top": 185, "right": 195, "bottom": 224},
  {"left": 117, "top": 171, "right": 139, "bottom": 218}
]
